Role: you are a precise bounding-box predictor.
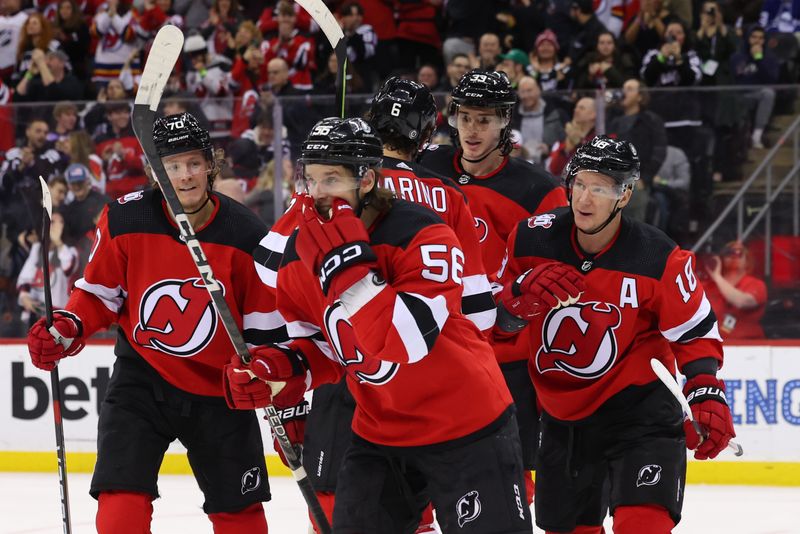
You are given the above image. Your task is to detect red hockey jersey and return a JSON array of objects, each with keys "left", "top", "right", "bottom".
[
  {"left": 261, "top": 31, "right": 316, "bottom": 91},
  {"left": 419, "top": 144, "right": 567, "bottom": 278},
  {"left": 66, "top": 190, "right": 283, "bottom": 397},
  {"left": 380, "top": 156, "right": 495, "bottom": 332},
  {"left": 497, "top": 207, "right": 724, "bottom": 421},
  {"left": 274, "top": 200, "right": 512, "bottom": 446}
]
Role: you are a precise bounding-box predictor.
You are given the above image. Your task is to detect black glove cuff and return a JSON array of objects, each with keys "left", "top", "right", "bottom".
[
  {"left": 496, "top": 303, "right": 529, "bottom": 333},
  {"left": 686, "top": 378, "right": 728, "bottom": 406},
  {"left": 319, "top": 241, "right": 376, "bottom": 294},
  {"left": 274, "top": 399, "right": 310, "bottom": 422}
]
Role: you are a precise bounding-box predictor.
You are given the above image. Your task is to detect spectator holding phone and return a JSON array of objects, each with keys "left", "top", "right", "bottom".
[{"left": 704, "top": 241, "right": 767, "bottom": 339}]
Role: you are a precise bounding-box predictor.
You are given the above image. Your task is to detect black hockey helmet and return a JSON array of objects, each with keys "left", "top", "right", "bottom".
[
  {"left": 448, "top": 69, "right": 517, "bottom": 156},
  {"left": 153, "top": 112, "right": 213, "bottom": 162},
  {"left": 299, "top": 117, "right": 383, "bottom": 178},
  {"left": 564, "top": 135, "right": 641, "bottom": 190},
  {"left": 450, "top": 69, "right": 517, "bottom": 109},
  {"left": 368, "top": 77, "right": 437, "bottom": 148}
]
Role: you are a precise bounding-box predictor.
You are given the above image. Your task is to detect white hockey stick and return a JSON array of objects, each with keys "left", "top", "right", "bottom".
[
  {"left": 650, "top": 358, "right": 743, "bottom": 456},
  {"left": 132, "top": 25, "right": 331, "bottom": 533},
  {"left": 294, "top": 0, "right": 347, "bottom": 117}
]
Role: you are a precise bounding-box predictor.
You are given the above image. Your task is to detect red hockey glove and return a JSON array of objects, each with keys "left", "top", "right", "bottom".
[
  {"left": 683, "top": 374, "right": 736, "bottom": 460},
  {"left": 269, "top": 400, "right": 309, "bottom": 467},
  {"left": 295, "top": 196, "right": 378, "bottom": 299},
  {"left": 27, "top": 311, "right": 85, "bottom": 371},
  {"left": 498, "top": 262, "right": 586, "bottom": 331},
  {"left": 223, "top": 346, "right": 308, "bottom": 410}
]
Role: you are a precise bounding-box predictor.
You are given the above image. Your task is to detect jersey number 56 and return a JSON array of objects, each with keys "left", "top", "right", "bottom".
[{"left": 420, "top": 244, "right": 464, "bottom": 284}]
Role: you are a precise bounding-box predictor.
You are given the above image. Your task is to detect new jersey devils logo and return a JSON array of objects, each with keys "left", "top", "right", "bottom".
[
  {"left": 636, "top": 464, "right": 662, "bottom": 487},
  {"left": 456, "top": 490, "right": 482, "bottom": 528},
  {"left": 536, "top": 302, "right": 622, "bottom": 379},
  {"left": 474, "top": 217, "right": 489, "bottom": 243},
  {"left": 133, "top": 278, "right": 220, "bottom": 357},
  {"left": 324, "top": 302, "right": 398, "bottom": 385},
  {"left": 241, "top": 467, "right": 261, "bottom": 494}
]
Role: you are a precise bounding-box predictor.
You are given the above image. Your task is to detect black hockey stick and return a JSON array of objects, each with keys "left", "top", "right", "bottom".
[
  {"left": 131, "top": 25, "right": 331, "bottom": 534},
  {"left": 295, "top": 0, "right": 348, "bottom": 117},
  {"left": 38, "top": 176, "right": 73, "bottom": 534}
]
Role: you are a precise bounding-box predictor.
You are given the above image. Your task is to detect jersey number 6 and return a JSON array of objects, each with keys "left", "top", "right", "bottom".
[{"left": 420, "top": 244, "right": 464, "bottom": 284}]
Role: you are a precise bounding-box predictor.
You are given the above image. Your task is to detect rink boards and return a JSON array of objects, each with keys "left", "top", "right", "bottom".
[{"left": 1, "top": 340, "right": 799, "bottom": 486}]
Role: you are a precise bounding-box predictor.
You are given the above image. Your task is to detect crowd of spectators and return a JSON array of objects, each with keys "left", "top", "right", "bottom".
[{"left": 1, "top": 0, "right": 798, "bottom": 339}]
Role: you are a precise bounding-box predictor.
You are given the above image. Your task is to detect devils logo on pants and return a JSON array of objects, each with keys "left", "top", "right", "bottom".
[
  {"left": 536, "top": 302, "right": 622, "bottom": 379},
  {"left": 133, "top": 278, "right": 221, "bottom": 357}
]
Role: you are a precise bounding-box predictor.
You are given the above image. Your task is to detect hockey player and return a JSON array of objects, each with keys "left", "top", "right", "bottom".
[
  {"left": 224, "top": 117, "right": 533, "bottom": 534},
  {"left": 26, "top": 112, "right": 273, "bottom": 534},
  {"left": 495, "top": 136, "right": 736, "bottom": 533},
  {"left": 293, "top": 78, "right": 498, "bottom": 532},
  {"left": 420, "top": 67, "right": 568, "bottom": 502}
]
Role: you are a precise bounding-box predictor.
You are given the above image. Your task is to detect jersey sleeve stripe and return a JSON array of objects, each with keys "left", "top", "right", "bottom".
[
  {"left": 661, "top": 293, "right": 722, "bottom": 342},
  {"left": 73, "top": 278, "right": 127, "bottom": 313},
  {"left": 465, "top": 307, "right": 498, "bottom": 332},
  {"left": 676, "top": 310, "right": 721, "bottom": 343},
  {"left": 253, "top": 231, "right": 289, "bottom": 288},
  {"left": 286, "top": 319, "right": 322, "bottom": 339},
  {"left": 394, "top": 292, "right": 449, "bottom": 363},
  {"left": 242, "top": 311, "right": 291, "bottom": 346}
]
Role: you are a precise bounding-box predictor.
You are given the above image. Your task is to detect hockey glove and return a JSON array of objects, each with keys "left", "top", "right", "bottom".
[
  {"left": 295, "top": 195, "right": 378, "bottom": 300},
  {"left": 497, "top": 262, "right": 586, "bottom": 331},
  {"left": 223, "top": 346, "right": 308, "bottom": 410},
  {"left": 269, "top": 400, "right": 309, "bottom": 467},
  {"left": 27, "top": 311, "right": 85, "bottom": 371},
  {"left": 683, "top": 374, "right": 736, "bottom": 460}
]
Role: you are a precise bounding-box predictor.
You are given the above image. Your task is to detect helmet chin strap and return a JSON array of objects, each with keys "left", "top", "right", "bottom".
[
  {"left": 578, "top": 202, "right": 622, "bottom": 236},
  {"left": 184, "top": 192, "right": 211, "bottom": 215},
  {"left": 460, "top": 140, "right": 502, "bottom": 164}
]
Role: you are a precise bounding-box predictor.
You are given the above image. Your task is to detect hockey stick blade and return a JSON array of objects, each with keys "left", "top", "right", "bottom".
[
  {"left": 133, "top": 26, "right": 331, "bottom": 534},
  {"left": 294, "top": 0, "right": 348, "bottom": 117},
  {"left": 650, "top": 359, "right": 743, "bottom": 457}
]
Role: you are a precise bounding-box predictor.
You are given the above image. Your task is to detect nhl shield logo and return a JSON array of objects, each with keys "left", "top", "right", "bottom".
[
  {"left": 636, "top": 464, "right": 662, "bottom": 487},
  {"left": 458, "top": 174, "right": 471, "bottom": 185},
  {"left": 528, "top": 213, "right": 556, "bottom": 229},
  {"left": 456, "top": 490, "right": 482, "bottom": 528}
]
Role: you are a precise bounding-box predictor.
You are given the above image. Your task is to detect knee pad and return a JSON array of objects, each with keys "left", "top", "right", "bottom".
[
  {"left": 614, "top": 505, "right": 674, "bottom": 534},
  {"left": 208, "top": 502, "right": 267, "bottom": 534},
  {"left": 96, "top": 491, "right": 153, "bottom": 534}
]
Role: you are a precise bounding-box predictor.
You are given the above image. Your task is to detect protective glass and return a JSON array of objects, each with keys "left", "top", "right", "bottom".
[
  {"left": 448, "top": 110, "right": 510, "bottom": 131},
  {"left": 163, "top": 158, "right": 210, "bottom": 179},
  {"left": 569, "top": 174, "right": 626, "bottom": 200}
]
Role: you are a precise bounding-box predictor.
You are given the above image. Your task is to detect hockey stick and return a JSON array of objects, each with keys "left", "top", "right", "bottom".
[
  {"left": 650, "top": 359, "right": 744, "bottom": 456},
  {"left": 294, "top": 0, "right": 347, "bottom": 117},
  {"left": 132, "top": 25, "right": 331, "bottom": 534},
  {"left": 38, "top": 176, "right": 73, "bottom": 534}
]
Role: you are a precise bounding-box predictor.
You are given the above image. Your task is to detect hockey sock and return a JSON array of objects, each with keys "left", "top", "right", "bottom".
[
  {"left": 525, "top": 471, "right": 535, "bottom": 505},
  {"left": 414, "top": 503, "right": 436, "bottom": 533},
  {"left": 613, "top": 505, "right": 674, "bottom": 534},
  {"left": 309, "top": 491, "right": 335, "bottom": 533},
  {"left": 96, "top": 491, "right": 154, "bottom": 534},
  {"left": 208, "top": 502, "right": 267, "bottom": 534}
]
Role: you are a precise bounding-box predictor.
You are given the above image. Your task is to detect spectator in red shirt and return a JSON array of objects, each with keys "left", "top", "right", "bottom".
[{"left": 705, "top": 240, "right": 767, "bottom": 339}]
